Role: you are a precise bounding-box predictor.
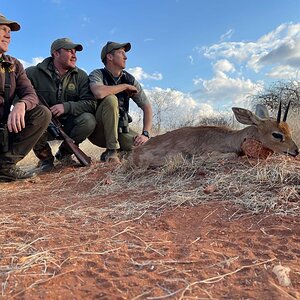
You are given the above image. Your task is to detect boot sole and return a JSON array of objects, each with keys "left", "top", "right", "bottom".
[{"left": 0, "top": 173, "right": 37, "bottom": 182}]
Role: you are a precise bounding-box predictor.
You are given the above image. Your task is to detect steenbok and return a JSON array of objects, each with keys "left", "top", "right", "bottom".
[{"left": 131, "top": 102, "right": 299, "bottom": 167}]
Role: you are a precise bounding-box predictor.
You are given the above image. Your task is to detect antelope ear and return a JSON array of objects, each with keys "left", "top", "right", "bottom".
[
  {"left": 232, "top": 107, "right": 262, "bottom": 126},
  {"left": 255, "top": 104, "right": 269, "bottom": 118}
]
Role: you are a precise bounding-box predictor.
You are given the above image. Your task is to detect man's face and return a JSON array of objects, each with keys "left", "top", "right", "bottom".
[
  {"left": 54, "top": 48, "right": 77, "bottom": 69},
  {"left": 109, "top": 48, "right": 127, "bottom": 69},
  {"left": 0, "top": 25, "right": 11, "bottom": 54}
]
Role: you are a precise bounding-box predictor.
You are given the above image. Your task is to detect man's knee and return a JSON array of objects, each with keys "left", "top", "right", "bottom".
[
  {"left": 28, "top": 105, "right": 52, "bottom": 127},
  {"left": 95, "top": 95, "right": 119, "bottom": 124},
  {"left": 71, "top": 113, "right": 97, "bottom": 144},
  {"left": 77, "top": 113, "right": 97, "bottom": 132},
  {"left": 101, "top": 95, "right": 118, "bottom": 110}
]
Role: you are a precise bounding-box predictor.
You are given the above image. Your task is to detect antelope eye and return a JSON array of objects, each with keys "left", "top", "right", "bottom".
[{"left": 272, "top": 132, "right": 284, "bottom": 142}]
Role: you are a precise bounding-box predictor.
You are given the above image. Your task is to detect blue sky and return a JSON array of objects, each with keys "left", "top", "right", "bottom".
[{"left": 2, "top": 0, "right": 300, "bottom": 121}]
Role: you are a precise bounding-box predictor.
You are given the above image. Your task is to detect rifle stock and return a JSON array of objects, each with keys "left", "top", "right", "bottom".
[{"left": 37, "top": 93, "right": 91, "bottom": 166}]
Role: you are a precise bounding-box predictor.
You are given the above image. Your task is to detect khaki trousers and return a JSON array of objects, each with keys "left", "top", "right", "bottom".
[{"left": 89, "top": 95, "right": 137, "bottom": 151}]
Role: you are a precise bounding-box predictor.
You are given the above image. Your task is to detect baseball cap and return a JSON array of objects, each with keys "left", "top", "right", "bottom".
[
  {"left": 0, "top": 13, "right": 20, "bottom": 31},
  {"left": 50, "top": 38, "right": 83, "bottom": 54},
  {"left": 101, "top": 41, "right": 131, "bottom": 62}
]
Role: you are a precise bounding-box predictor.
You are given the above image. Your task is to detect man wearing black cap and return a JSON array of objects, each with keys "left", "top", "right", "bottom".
[
  {"left": 89, "top": 41, "right": 152, "bottom": 162},
  {"left": 0, "top": 13, "right": 51, "bottom": 181},
  {"left": 26, "top": 38, "right": 97, "bottom": 172}
]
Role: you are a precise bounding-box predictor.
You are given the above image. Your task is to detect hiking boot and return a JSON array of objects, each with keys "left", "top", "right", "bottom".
[
  {"left": 100, "top": 149, "right": 120, "bottom": 163},
  {"left": 0, "top": 166, "right": 36, "bottom": 182},
  {"left": 55, "top": 150, "right": 77, "bottom": 166},
  {"left": 37, "top": 158, "right": 54, "bottom": 172}
]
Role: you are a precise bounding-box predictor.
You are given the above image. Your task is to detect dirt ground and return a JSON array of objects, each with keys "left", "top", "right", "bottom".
[{"left": 0, "top": 151, "right": 300, "bottom": 299}]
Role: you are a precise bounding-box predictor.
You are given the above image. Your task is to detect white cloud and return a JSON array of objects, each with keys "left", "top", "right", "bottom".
[
  {"left": 213, "top": 59, "right": 236, "bottom": 74},
  {"left": 191, "top": 22, "right": 300, "bottom": 111},
  {"left": 206, "top": 75, "right": 261, "bottom": 105},
  {"left": 266, "top": 65, "right": 300, "bottom": 79},
  {"left": 201, "top": 73, "right": 263, "bottom": 108},
  {"left": 258, "top": 37, "right": 300, "bottom": 67},
  {"left": 145, "top": 87, "right": 197, "bottom": 107},
  {"left": 193, "top": 58, "right": 263, "bottom": 109},
  {"left": 140, "top": 87, "right": 237, "bottom": 130},
  {"left": 220, "top": 29, "right": 234, "bottom": 41},
  {"left": 193, "top": 77, "right": 203, "bottom": 86},
  {"left": 128, "top": 66, "right": 163, "bottom": 81},
  {"left": 18, "top": 57, "right": 44, "bottom": 69},
  {"left": 197, "top": 103, "right": 216, "bottom": 117},
  {"left": 141, "top": 87, "right": 199, "bottom": 129},
  {"left": 201, "top": 22, "right": 300, "bottom": 78}
]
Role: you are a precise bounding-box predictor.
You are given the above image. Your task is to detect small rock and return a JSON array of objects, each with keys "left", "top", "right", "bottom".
[{"left": 203, "top": 184, "right": 217, "bottom": 194}]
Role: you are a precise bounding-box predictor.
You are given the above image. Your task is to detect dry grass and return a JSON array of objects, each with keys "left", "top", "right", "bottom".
[
  {"left": 1, "top": 148, "right": 300, "bottom": 298},
  {"left": 87, "top": 154, "right": 300, "bottom": 220},
  {"left": 5, "top": 142, "right": 300, "bottom": 222}
]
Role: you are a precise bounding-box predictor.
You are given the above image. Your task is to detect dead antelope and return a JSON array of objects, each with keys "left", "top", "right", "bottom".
[{"left": 132, "top": 102, "right": 299, "bottom": 167}]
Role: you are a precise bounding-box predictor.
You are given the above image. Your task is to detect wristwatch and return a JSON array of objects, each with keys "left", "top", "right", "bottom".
[{"left": 142, "top": 130, "right": 150, "bottom": 138}]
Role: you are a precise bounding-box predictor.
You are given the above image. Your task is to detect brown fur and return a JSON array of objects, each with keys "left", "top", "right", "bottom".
[{"left": 131, "top": 107, "right": 299, "bottom": 167}]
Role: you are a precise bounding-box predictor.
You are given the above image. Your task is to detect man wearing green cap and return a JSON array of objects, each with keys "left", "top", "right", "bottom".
[
  {"left": 26, "top": 38, "right": 97, "bottom": 172},
  {"left": 0, "top": 13, "right": 51, "bottom": 181},
  {"left": 88, "top": 41, "right": 152, "bottom": 162}
]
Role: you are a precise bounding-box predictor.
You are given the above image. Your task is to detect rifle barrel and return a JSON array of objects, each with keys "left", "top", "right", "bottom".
[{"left": 37, "top": 93, "right": 91, "bottom": 166}]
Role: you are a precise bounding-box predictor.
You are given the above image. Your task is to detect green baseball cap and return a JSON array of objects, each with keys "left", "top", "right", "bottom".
[
  {"left": 0, "top": 13, "right": 20, "bottom": 31},
  {"left": 101, "top": 41, "right": 131, "bottom": 62},
  {"left": 50, "top": 38, "right": 83, "bottom": 54}
]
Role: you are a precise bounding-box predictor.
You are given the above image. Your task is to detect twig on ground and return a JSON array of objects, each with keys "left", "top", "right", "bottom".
[
  {"left": 80, "top": 247, "right": 122, "bottom": 255},
  {"left": 112, "top": 211, "right": 147, "bottom": 227},
  {"left": 179, "top": 258, "right": 276, "bottom": 299},
  {"left": 269, "top": 281, "right": 298, "bottom": 300},
  {"left": 10, "top": 269, "right": 75, "bottom": 299}
]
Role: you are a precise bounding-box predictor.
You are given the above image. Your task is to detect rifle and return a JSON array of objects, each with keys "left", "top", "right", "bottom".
[{"left": 37, "top": 93, "right": 91, "bottom": 166}]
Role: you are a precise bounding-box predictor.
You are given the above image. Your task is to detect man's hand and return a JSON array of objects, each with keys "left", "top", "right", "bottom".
[
  {"left": 134, "top": 134, "right": 149, "bottom": 146},
  {"left": 50, "top": 104, "right": 65, "bottom": 117},
  {"left": 125, "top": 84, "right": 138, "bottom": 97},
  {"left": 7, "top": 102, "right": 26, "bottom": 133}
]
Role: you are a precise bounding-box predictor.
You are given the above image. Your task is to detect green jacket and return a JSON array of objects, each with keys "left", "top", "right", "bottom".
[{"left": 26, "top": 57, "right": 96, "bottom": 116}]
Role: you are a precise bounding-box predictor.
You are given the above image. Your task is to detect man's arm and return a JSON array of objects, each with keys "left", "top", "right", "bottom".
[
  {"left": 133, "top": 102, "right": 153, "bottom": 146},
  {"left": 8, "top": 59, "right": 39, "bottom": 133},
  {"left": 15, "top": 60, "right": 39, "bottom": 110},
  {"left": 90, "top": 82, "right": 137, "bottom": 99},
  {"left": 89, "top": 69, "right": 137, "bottom": 100},
  {"left": 142, "top": 102, "right": 152, "bottom": 133}
]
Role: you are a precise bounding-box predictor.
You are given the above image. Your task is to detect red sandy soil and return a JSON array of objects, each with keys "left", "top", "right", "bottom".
[{"left": 0, "top": 160, "right": 299, "bottom": 300}]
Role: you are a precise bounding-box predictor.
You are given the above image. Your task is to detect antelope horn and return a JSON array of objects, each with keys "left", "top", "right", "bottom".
[
  {"left": 277, "top": 101, "right": 282, "bottom": 123},
  {"left": 283, "top": 100, "right": 291, "bottom": 122}
]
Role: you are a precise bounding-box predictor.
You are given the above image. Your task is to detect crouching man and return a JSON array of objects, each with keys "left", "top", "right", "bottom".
[
  {"left": 26, "top": 38, "right": 97, "bottom": 171},
  {"left": 0, "top": 13, "right": 51, "bottom": 182},
  {"left": 88, "top": 41, "right": 152, "bottom": 162}
]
